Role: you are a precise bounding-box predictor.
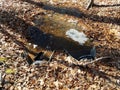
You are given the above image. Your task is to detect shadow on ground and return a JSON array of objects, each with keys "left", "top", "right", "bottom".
[
  {"left": 21, "top": 0, "right": 120, "bottom": 25},
  {"left": 93, "top": 4, "right": 120, "bottom": 7},
  {"left": 55, "top": 58, "right": 120, "bottom": 86}
]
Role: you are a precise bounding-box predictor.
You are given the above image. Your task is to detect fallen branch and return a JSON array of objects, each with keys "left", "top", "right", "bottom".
[{"left": 82, "top": 56, "right": 111, "bottom": 66}]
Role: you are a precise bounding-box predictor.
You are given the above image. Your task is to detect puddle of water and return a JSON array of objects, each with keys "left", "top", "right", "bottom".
[{"left": 27, "top": 14, "right": 93, "bottom": 59}]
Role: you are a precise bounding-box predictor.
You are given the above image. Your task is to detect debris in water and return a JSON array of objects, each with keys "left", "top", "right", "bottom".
[
  {"left": 28, "top": 43, "right": 32, "bottom": 46},
  {"left": 66, "top": 29, "right": 88, "bottom": 45},
  {"left": 33, "top": 44, "right": 38, "bottom": 48},
  {"left": 67, "top": 18, "right": 78, "bottom": 25}
]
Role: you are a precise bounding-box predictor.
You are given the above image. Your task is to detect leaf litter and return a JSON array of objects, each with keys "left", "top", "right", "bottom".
[{"left": 0, "top": 0, "right": 120, "bottom": 90}]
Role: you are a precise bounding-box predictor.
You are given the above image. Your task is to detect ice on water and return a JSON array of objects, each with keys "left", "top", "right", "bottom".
[{"left": 66, "top": 29, "right": 88, "bottom": 45}]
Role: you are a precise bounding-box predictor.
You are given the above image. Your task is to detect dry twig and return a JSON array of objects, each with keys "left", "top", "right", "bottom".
[
  {"left": 86, "top": 0, "right": 94, "bottom": 10},
  {"left": 48, "top": 50, "right": 55, "bottom": 63},
  {"left": 82, "top": 56, "right": 111, "bottom": 66}
]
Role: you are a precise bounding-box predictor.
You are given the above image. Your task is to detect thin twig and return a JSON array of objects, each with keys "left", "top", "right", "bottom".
[
  {"left": 63, "top": 49, "right": 112, "bottom": 66},
  {"left": 86, "top": 0, "right": 94, "bottom": 10},
  {"left": 45, "top": 50, "right": 55, "bottom": 78},
  {"left": 83, "top": 56, "right": 111, "bottom": 66},
  {"left": 48, "top": 50, "right": 55, "bottom": 63}
]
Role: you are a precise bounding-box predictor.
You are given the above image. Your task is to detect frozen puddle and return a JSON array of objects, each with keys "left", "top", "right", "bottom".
[{"left": 66, "top": 29, "right": 88, "bottom": 45}]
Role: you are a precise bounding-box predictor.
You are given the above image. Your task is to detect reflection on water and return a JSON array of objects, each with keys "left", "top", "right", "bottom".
[{"left": 28, "top": 26, "right": 51, "bottom": 48}]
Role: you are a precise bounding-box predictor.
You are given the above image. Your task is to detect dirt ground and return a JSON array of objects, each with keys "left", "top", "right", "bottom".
[{"left": 0, "top": 0, "right": 120, "bottom": 90}]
